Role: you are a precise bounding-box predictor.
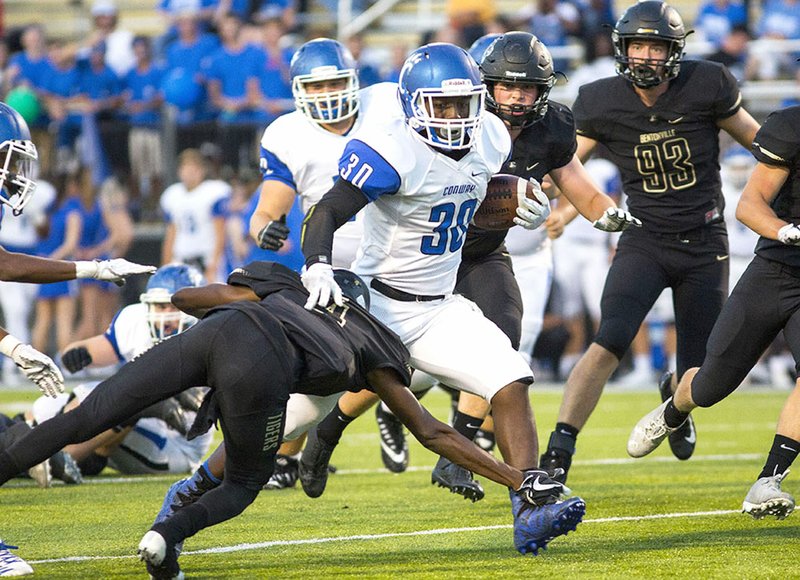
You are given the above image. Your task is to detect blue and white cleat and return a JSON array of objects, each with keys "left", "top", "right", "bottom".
[
  {"left": 510, "top": 491, "right": 585, "bottom": 555},
  {"left": 153, "top": 478, "right": 188, "bottom": 526},
  {"left": 0, "top": 540, "right": 33, "bottom": 577}
]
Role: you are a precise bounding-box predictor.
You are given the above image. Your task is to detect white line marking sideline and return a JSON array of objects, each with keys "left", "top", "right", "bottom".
[{"left": 28, "top": 508, "right": 741, "bottom": 564}]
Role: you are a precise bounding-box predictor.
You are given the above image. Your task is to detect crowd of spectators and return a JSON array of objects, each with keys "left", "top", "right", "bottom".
[{"left": 0, "top": 0, "right": 798, "bottom": 383}]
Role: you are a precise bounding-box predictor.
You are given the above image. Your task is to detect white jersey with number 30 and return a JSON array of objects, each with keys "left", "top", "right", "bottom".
[{"left": 344, "top": 113, "right": 511, "bottom": 296}]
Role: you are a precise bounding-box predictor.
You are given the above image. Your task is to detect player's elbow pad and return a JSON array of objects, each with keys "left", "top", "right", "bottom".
[{"left": 62, "top": 346, "right": 93, "bottom": 373}]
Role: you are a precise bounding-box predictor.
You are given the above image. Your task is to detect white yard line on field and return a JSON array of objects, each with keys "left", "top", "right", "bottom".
[{"left": 27, "top": 508, "right": 741, "bottom": 564}]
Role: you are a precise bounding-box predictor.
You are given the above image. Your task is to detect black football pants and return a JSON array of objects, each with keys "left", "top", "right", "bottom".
[
  {"left": 0, "top": 309, "right": 292, "bottom": 541},
  {"left": 594, "top": 224, "right": 729, "bottom": 378},
  {"left": 692, "top": 256, "right": 800, "bottom": 406}
]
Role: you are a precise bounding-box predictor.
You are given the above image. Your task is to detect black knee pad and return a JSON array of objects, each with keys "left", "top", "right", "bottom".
[{"left": 594, "top": 317, "right": 640, "bottom": 361}]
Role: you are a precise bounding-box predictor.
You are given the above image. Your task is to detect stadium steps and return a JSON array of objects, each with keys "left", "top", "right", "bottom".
[{"left": 4, "top": 0, "right": 164, "bottom": 39}]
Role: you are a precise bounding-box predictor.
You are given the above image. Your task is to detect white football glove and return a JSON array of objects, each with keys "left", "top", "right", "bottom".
[
  {"left": 302, "top": 263, "right": 344, "bottom": 310},
  {"left": 75, "top": 259, "right": 157, "bottom": 284},
  {"left": 513, "top": 180, "right": 551, "bottom": 230},
  {"left": 593, "top": 207, "right": 642, "bottom": 232},
  {"left": 778, "top": 224, "right": 800, "bottom": 246},
  {"left": 0, "top": 335, "right": 64, "bottom": 398}
]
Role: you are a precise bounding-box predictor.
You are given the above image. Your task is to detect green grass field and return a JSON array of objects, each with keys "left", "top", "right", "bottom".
[{"left": 2, "top": 385, "right": 799, "bottom": 578}]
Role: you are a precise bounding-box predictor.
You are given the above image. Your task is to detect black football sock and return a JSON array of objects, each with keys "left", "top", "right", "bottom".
[
  {"left": 452, "top": 411, "right": 484, "bottom": 442},
  {"left": 553, "top": 422, "right": 579, "bottom": 444},
  {"left": 663, "top": 400, "right": 690, "bottom": 429},
  {"left": 758, "top": 434, "right": 800, "bottom": 479},
  {"left": 316, "top": 403, "right": 356, "bottom": 446}
]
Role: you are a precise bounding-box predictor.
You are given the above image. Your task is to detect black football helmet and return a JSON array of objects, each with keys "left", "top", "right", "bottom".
[
  {"left": 479, "top": 31, "right": 556, "bottom": 129},
  {"left": 333, "top": 269, "right": 370, "bottom": 311},
  {"left": 612, "top": 1, "right": 686, "bottom": 88}
]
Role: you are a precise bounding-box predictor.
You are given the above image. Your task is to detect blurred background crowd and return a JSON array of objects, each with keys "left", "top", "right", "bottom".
[{"left": 0, "top": 0, "right": 797, "bottom": 389}]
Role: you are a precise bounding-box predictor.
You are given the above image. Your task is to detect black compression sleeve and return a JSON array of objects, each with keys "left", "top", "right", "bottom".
[{"left": 301, "top": 179, "right": 369, "bottom": 267}]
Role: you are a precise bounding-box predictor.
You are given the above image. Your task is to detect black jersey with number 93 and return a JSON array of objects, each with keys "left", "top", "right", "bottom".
[{"left": 573, "top": 59, "right": 741, "bottom": 233}]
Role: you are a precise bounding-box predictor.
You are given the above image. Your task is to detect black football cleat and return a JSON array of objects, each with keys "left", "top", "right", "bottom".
[
  {"left": 657, "top": 371, "right": 696, "bottom": 460},
  {"left": 431, "top": 456, "right": 485, "bottom": 502},
  {"left": 298, "top": 427, "right": 336, "bottom": 498},
  {"left": 50, "top": 450, "right": 83, "bottom": 484},
  {"left": 138, "top": 530, "right": 184, "bottom": 580},
  {"left": 375, "top": 403, "right": 409, "bottom": 473},
  {"left": 264, "top": 454, "right": 299, "bottom": 490}
]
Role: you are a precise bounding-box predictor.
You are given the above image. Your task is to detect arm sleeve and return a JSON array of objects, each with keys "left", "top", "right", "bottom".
[{"left": 301, "top": 178, "right": 370, "bottom": 267}]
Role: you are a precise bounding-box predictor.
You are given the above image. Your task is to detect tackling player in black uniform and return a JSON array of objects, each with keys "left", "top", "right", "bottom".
[
  {"left": 0, "top": 261, "right": 580, "bottom": 576},
  {"left": 628, "top": 105, "right": 800, "bottom": 521},
  {"left": 540, "top": 0, "right": 761, "bottom": 483},
  {"left": 299, "top": 32, "right": 640, "bottom": 502}
]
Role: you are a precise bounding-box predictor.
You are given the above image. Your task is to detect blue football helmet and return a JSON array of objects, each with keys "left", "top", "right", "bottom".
[
  {"left": 290, "top": 38, "right": 360, "bottom": 125},
  {"left": 333, "top": 269, "right": 370, "bottom": 311},
  {"left": 398, "top": 43, "right": 486, "bottom": 150},
  {"left": 467, "top": 33, "right": 502, "bottom": 65},
  {"left": 139, "top": 263, "right": 205, "bottom": 341},
  {"left": 0, "top": 102, "right": 38, "bottom": 217}
]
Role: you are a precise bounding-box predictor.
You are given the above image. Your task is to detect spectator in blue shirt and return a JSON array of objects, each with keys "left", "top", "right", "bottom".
[
  {"left": 41, "top": 40, "right": 84, "bottom": 173},
  {"left": 77, "top": 41, "right": 123, "bottom": 184},
  {"left": 162, "top": 8, "right": 219, "bottom": 124},
  {"left": 253, "top": 16, "right": 294, "bottom": 124},
  {"left": 123, "top": 35, "right": 165, "bottom": 208},
  {"left": 695, "top": 0, "right": 748, "bottom": 48},
  {"left": 204, "top": 13, "right": 263, "bottom": 123},
  {"left": 6, "top": 25, "right": 50, "bottom": 94}
]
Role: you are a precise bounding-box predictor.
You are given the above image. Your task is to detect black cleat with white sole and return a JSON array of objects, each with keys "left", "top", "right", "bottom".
[{"left": 375, "top": 403, "right": 409, "bottom": 473}]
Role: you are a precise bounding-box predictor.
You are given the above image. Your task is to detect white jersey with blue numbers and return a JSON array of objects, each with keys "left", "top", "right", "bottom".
[
  {"left": 260, "top": 82, "right": 401, "bottom": 268},
  {"left": 340, "top": 112, "right": 511, "bottom": 296},
  {"left": 160, "top": 179, "right": 230, "bottom": 264}
]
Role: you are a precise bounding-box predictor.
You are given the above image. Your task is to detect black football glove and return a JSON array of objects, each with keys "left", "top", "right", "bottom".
[
  {"left": 62, "top": 346, "right": 93, "bottom": 374},
  {"left": 257, "top": 215, "right": 290, "bottom": 251}
]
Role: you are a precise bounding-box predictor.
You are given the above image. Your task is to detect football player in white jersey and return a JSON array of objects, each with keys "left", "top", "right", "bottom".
[
  {"left": 0, "top": 101, "right": 155, "bottom": 578},
  {"left": 160, "top": 148, "right": 231, "bottom": 282},
  {"left": 249, "top": 38, "right": 433, "bottom": 484},
  {"left": 37, "top": 263, "right": 214, "bottom": 478},
  {"left": 300, "top": 42, "right": 586, "bottom": 555}
]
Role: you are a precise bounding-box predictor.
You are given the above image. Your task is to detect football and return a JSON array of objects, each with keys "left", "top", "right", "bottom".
[{"left": 473, "top": 174, "right": 545, "bottom": 231}]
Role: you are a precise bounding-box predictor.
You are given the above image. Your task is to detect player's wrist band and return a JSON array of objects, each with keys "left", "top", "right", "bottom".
[
  {"left": 0, "top": 334, "right": 22, "bottom": 357},
  {"left": 305, "top": 255, "right": 330, "bottom": 268}
]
